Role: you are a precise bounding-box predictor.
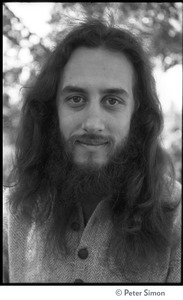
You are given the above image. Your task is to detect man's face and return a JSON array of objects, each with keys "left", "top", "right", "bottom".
[{"left": 57, "top": 47, "right": 135, "bottom": 169}]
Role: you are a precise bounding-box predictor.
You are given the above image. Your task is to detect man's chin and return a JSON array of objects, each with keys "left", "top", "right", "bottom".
[{"left": 73, "top": 158, "right": 108, "bottom": 172}]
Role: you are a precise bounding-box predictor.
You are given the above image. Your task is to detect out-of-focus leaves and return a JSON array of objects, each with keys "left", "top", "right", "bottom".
[
  {"left": 3, "top": 3, "right": 51, "bottom": 66},
  {"left": 47, "top": 3, "right": 182, "bottom": 69}
]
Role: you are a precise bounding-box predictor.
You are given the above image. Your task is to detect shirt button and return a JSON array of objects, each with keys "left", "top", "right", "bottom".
[
  {"left": 74, "top": 279, "right": 84, "bottom": 283},
  {"left": 71, "top": 222, "right": 80, "bottom": 231},
  {"left": 78, "top": 248, "right": 89, "bottom": 259}
]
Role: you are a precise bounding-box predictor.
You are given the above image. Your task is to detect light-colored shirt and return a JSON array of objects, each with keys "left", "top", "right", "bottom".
[{"left": 3, "top": 181, "right": 181, "bottom": 283}]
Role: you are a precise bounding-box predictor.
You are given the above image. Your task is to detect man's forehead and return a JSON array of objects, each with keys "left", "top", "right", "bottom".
[
  {"left": 59, "top": 47, "right": 135, "bottom": 96},
  {"left": 63, "top": 47, "right": 134, "bottom": 73}
]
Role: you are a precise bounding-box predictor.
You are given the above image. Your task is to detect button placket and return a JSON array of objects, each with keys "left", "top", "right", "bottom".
[
  {"left": 71, "top": 245, "right": 90, "bottom": 283},
  {"left": 71, "top": 201, "right": 107, "bottom": 283}
]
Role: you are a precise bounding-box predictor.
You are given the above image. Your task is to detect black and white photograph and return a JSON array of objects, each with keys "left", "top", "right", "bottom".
[{"left": 3, "top": 2, "right": 182, "bottom": 291}]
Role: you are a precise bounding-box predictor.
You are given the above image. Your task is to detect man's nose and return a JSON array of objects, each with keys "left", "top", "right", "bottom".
[{"left": 81, "top": 104, "right": 105, "bottom": 133}]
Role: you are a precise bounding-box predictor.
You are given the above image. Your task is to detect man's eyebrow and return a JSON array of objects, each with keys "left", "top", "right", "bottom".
[
  {"left": 61, "top": 86, "right": 87, "bottom": 94},
  {"left": 61, "top": 85, "right": 129, "bottom": 97},
  {"left": 101, "top": 88, "right": 129, "bottom": 97}
]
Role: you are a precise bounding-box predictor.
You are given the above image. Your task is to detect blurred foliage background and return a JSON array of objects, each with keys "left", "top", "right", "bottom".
[{"left": 3, "top": 2, "right": 182, "bottom": 185}]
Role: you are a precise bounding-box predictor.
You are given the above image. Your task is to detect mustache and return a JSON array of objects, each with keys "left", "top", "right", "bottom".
[{"left": 69, "top": 133, "right": 114, "bottom": 146}]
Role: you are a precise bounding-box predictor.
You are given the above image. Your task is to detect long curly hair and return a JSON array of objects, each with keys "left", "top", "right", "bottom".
[{"left": 7, "top": 18, "right": 177, "bottom": 277}]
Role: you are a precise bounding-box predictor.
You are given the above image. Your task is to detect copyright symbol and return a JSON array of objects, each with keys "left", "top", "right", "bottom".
[{"left": 115, "top": 289, "right": 122, "bottom": 296}]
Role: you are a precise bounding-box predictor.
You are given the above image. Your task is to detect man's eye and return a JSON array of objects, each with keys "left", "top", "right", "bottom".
[
  {"left": 105, "top": 98, "right": 120, "bottom": 106},
  {"left": 68, "top": 96, "right": 85, "bottom": 105}
]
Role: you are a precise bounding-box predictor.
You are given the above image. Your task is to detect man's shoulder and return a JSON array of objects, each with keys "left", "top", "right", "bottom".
[
  {"left": 3, "top": 187, "right": 11, "bottom": 218},
  {"left": 3, "top": 187, "right": 13, "bottom": 245},
  {"left": 3, "top": 186, "right": 34, "bottom": 238},
  {"left": 171, "top": 180, "right": 181, "bottom": 203},
  {"left": 3, "top": 186, "right": 16, "bottom": 216},
  {"left": 3, "top": 186, "right": 23, "bottom": 228},
  {"left": 164, "top": 177, "right": 181, "bottom": 205},
  {"left": 169, "top": 180, "right": 181, "bottom": 244}
]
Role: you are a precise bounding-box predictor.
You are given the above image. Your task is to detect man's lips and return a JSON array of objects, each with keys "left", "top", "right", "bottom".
[
  {"left": 75, "top": 136, "right": 109, "bottom": 146},
  {"left": 76, "top": 140, "right": 108, "bottom": 146}
]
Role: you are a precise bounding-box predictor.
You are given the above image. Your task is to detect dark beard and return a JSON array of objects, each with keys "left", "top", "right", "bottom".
[{"left": 45, "top": 119, "right": 137, "bottom": 210}]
